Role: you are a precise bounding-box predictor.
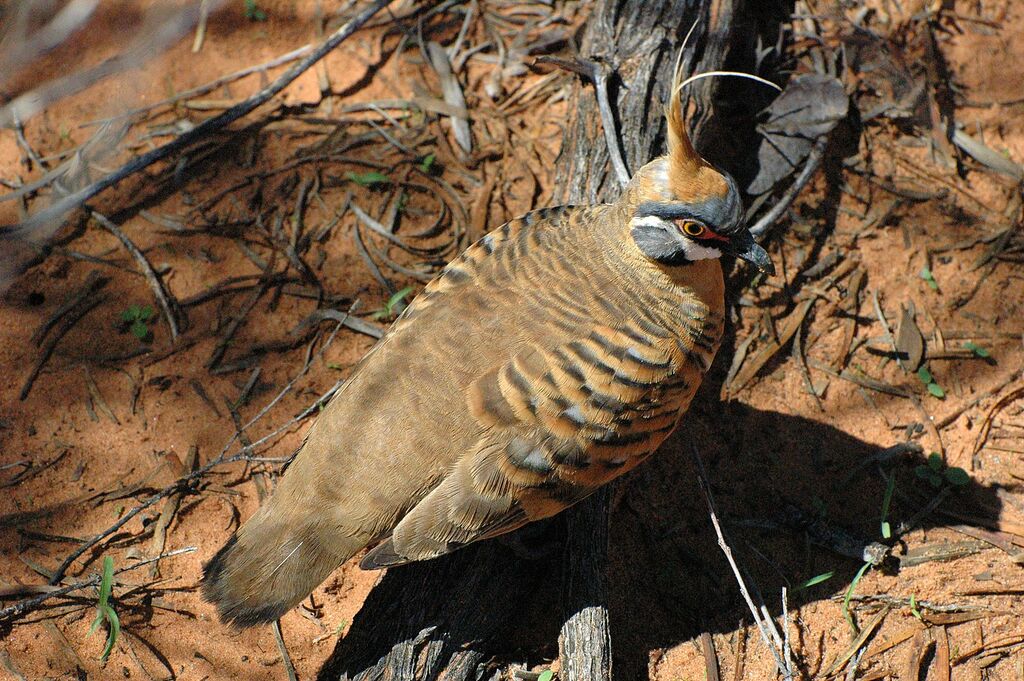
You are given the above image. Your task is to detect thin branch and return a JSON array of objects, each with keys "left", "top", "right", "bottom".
[
  {"left": 0, "top": 547, "right": 196, "bottom": 621},
  {"left": 4, "top": 0, "right": 390, "bottom": 242},
  {"left": 92, "top": 211, "right": 182, "bottom": 342},
  {"left": 749, "top": 134, "right": 828, "bottom": 240},
  {"left": 690, "top": 444, "right": 793, "bottom": 680}
]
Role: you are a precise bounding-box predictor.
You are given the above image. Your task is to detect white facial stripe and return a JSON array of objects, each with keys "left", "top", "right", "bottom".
[
  {"left": 631, "top": 215, "right": 670, "bottom": 229},
  {"left": 629, "top": 216, "right": 723, "bottom": 262},
  {"left": 680, "top": 240, "right": 722, "bottom": 261}
]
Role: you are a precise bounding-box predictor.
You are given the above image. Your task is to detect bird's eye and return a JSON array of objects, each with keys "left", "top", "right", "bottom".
[{"left": 678, "top": 220, "right": 706, "bottom": 237}]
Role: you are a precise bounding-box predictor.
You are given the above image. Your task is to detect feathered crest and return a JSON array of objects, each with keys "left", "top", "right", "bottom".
[
  {"left": 665, "top": 24, "right": 704, "bottom": 181},
  {"left": 661, "top": 23, "right": 781, "bottom": 201}
]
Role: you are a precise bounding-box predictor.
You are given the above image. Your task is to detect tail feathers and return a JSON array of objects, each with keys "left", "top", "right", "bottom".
[{"left": 201, "top": 509, "right": 361, "bottom": 627}]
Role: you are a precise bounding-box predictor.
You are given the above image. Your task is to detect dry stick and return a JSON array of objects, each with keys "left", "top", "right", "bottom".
[
  {"left": 699, "top": 632, "right": 722, "bottom": 681},
  {"left": 273, "top": 620, "right": 299, "bottom": 681},
  {"left": 6, "top": 0, "right": 390, "bottom": 240},
  {"left": 749, "top": 134, "right": 829, "bottom": 240},
  {"left": 20, "top": 292, "right": 106, "bottom": 400},
  {"left": 689, "top": 444, "right": 793, "bottom": 680},
  {"left": 0, "top": 547, "right": 195, "bottom": 621},
  {"left": 92, "top": 211, "right": 181, "bottom": 341},
  {"left": 533, "top": 57, "right": 631, "bottom": 187},
  {"left": 29, "top": 269, "right": 105, "bottom": 345}
]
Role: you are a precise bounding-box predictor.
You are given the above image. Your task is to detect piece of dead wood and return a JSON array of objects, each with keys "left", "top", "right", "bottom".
[
  {"left": 92, "top": 211, "right": 182, "bottom": 342},
  {"left": 29, "top": 270, "right": 106, "bottom": 345},
  {"left": 833, "top": 267, "right": 865, "bottom": 370},
  {"left": 427, "top": 41, "right": 472, "bottom": 155},
  {"left": 970, "top": 382, "right": 1024, "bottom": 464},
  {"left": 700, "top": 632, "right": 722, "bottom": 681},
  {"left": 903, "top": 629, "right": 933, "bottom": 681},
  {"left": 728, "top": 299, "right": 815, "bottom": 395},
  {"left": 949, "top": 524, "right": 1024, "bottom": 563},
  {"left": 864, "top": 621, "right": 925, "bottom": 659},
  {"left": 823, "top": 605, "right": 890, "bottom": 677}
]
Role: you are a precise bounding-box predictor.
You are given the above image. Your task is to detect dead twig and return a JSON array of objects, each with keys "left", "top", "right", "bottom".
[
  {"left": 749, "top": 134, "right": 828, "bottom": 239},
  {"left": 92, "top": 211, "right": 182, "bottom": 341},
  {"left": 20, "top": 292, "right": 106, "bottom": 400},
  {"left": 6, "top": 0, "right": 390, "bottom": 241},
  {"left": 0, "top": 547, "right": 195, "bottom": 621},
  {"left": 690, "top": 444, "right": 793, "bottom": 680}
]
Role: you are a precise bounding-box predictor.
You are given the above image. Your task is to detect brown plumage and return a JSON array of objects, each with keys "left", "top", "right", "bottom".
[{"left": 201, "top": 73, "right": 773, "bottom": 627}]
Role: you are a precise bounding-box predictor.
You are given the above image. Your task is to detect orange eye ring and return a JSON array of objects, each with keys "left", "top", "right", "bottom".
[{"left": 679, "top": 220, "right": 706, "bottom": 237}]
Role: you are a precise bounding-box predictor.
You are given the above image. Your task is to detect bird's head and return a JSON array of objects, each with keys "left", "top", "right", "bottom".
[{"left": 624, "top": 76, "right": 774, "bottom": 276}]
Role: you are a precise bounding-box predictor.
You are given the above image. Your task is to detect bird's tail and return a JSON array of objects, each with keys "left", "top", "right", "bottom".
[{"left": 201, "top": 499, "right": 363, "bottom": 627}]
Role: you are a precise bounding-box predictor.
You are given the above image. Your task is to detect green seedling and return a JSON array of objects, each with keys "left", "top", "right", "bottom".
[
  {"left": 244, "top": 0, "right": 267, "bottom": 21},
  {"left": 345, "top": 170, "right": 390, "bottom": 187},
  {"left": 88, "top": 556, "right": 120, "bottom": 662},
  {"left": 909, "top": 594, "right": 923, "bottom": 621},
  {"left": 963, "top": 341, "right": 991, "bottom": 358},
  {"left": 418, "top": 153, "right": 436, "bottom": 174},
  {"left": 919, "top": 267, "right": 938, "bottom": 291},
  {"left": 879, "top": 473, "right": 896, "bottom": 539},
  {"left": 538, "top": 671, "right": 554, "bottom": 681},
  {"left": 371, "top": 286, "right": 414, "bottom": 321},
  {"left": 914, "top": 452, "right": 970, "bottom": 489},
  {"left": 120, "top": 305, "right": 155, "bottom": 341},
  {"left": 843, "top": 561, "right": 872, "bottom": 634},
  {"left": 797, "top": 571, "right": 835, "bottom": 591},
  {"left": 916, "top": 365, "right": 945, "bottom": 399}
]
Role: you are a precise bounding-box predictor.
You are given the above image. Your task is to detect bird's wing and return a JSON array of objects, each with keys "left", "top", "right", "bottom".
[{"left": 360, "top": 316, "right": 693, "bottom": 568}]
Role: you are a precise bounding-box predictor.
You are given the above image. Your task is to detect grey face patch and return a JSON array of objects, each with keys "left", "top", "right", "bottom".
[{"left": 630, "top": 216, "right": 722, "bottom": 266}]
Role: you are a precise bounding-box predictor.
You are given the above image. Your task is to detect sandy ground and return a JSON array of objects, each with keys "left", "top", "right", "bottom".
[{"left": 1, "top": 1, "right": 1022, "bottom": 680}]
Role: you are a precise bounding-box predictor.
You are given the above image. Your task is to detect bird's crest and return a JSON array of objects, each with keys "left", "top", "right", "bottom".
[{"left": 665, "top": 44, "right": 705, "bottom": 188}]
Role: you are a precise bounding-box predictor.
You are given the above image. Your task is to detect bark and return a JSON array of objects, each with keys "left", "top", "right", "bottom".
[{"left": 319, "top": 1, "right": 743, "bottom": 679}]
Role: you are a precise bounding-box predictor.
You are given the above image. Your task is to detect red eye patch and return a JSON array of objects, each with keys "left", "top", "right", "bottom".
[{"left": 675, "top": 219, "right": 729, "bottom": 242}]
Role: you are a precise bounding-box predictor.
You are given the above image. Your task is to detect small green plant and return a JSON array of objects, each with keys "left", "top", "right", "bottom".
[
  {"left": 879, "top": 473, "right": 896, "bottom": 539},
  {"left": 843, "top": 561, "right": 872, "bottom": 634},
  {"left": 963, "top": 341, "right": 991, "bottom": 358},
  {"left": 417, "top": 152, "right": 436, "bottom": 174},
  {"left": 120, "top": 305, "right": 155, "bottom": 341},
  {"left": 916, "top": 365, "right": 945, "bottom": 398},
  {"left": 244, "top": 0, "right": 266, "bottom": 21},
  {"left": 370, "top": 286, "right": 414, "bottom": 321},
  {"left": 915, "top": 452, "right": 970, "bottom": 489},
  {"left": 797, "top": 571, "right": 835, "bottom": 591},
  {"left": 537, "top": 671, "right": 554, "bottom": 681},
  {"left": 88, "top": 556, "right": 120, "bottom": 662},
  {"left": 909, "top": 594, "right": 923, "bottom": 621},
  {"left": 919, "top": 266, "right": 938, "bottom": 291},
  {"left": 345, "top": 170, "right": 390, "bottom": 187}
]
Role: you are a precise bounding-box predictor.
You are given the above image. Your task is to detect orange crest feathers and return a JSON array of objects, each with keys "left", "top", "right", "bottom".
[{"left": 666, "top": 37, "right": 704, "bottom": 182}]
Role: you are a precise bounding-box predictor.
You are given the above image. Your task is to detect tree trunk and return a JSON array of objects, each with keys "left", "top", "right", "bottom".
[{"left": 318, "top": 1, "right": 742, "bottom": 679}]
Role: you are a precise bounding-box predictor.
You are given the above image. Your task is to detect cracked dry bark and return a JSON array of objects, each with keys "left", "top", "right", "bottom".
[{"left": 319, "top": 1, "right": 742, "bottom": 679}]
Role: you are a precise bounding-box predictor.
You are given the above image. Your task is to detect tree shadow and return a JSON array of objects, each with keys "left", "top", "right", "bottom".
[{"left": 319, "top": 391, "right": 1003, "bottom": 680}]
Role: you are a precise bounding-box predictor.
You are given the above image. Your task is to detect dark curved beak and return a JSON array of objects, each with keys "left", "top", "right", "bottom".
[{"left": 726, "top": 229, "right": 775, "bottom": 275}]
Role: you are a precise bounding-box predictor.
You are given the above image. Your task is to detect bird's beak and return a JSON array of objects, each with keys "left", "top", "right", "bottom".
[{"left": 727, "top": 230, "right": 775, "bottom": 275}]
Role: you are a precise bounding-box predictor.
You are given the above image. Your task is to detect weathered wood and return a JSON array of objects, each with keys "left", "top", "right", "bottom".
[
  {"left": 554, "top": 2, "right": 741, "bottom": 680},
  {"left": 319, "top": 1, "right": 744, "bottom": 679}
]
